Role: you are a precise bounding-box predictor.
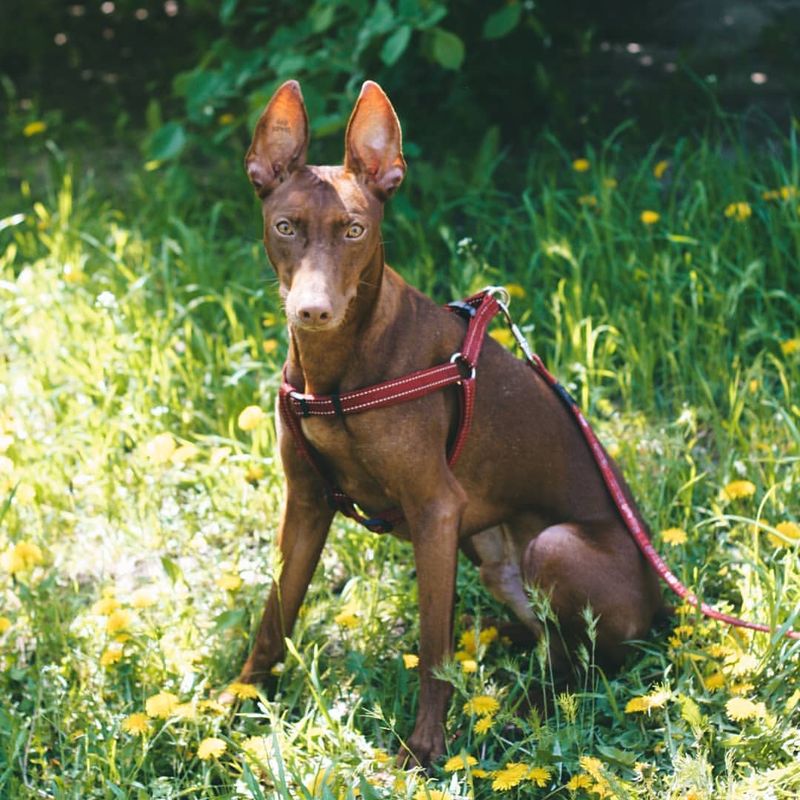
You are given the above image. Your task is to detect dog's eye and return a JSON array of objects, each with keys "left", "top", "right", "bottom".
[
  {"left": 345, "top": 223, "right": 365, "bottom": 239},
  {"left": 275, "top": 220, "right": 294, "bottom": 236}
]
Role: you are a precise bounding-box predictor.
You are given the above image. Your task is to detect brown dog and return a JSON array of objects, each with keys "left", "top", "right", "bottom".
[{"left": 237, "top": 79, "right": 663, "bottom": 766}]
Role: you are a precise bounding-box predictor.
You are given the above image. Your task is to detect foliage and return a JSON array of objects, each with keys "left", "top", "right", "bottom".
[{"left": 1, "top": 122, "right": 800, "bottom": 798}]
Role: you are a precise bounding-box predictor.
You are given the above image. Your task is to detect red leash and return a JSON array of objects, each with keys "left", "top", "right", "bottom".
[{"left": 280, "top": 287, "right": 800, "bottom": 640}]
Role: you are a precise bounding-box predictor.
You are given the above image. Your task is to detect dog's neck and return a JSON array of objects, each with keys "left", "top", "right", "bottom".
[{"left": 286, "top": 244, "right": 397, "bottom": 395}]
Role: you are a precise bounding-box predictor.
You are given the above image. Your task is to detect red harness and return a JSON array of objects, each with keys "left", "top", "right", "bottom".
[{"left": 279, "top": 288, "right": 800, "bottom": 641}]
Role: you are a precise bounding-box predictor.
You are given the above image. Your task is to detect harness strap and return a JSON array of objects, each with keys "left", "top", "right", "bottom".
[{"left": 278, "top": 290, "right": 500, "bottom": 533}]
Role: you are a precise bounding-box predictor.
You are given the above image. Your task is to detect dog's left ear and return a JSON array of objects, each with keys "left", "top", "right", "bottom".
[{"left": 344, "top": 81, "right": 406, "bottom": 199}]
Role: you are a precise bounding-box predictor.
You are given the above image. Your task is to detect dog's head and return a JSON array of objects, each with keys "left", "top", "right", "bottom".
[{"left": 245, "top": 80, "right": 406, "bottom": 332}]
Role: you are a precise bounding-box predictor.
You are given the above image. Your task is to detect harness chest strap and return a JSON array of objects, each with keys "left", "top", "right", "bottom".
[{"left": 278, "top": 291, "right": 500, "bottom": 532}]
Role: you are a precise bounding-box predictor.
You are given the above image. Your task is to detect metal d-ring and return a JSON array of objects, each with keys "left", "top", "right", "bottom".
[
  {"left": 483, "top": 285, "right": 511, "bottom": 307},
  {"left": 450, "top": 351, "right": 476, "bottom": 380}
]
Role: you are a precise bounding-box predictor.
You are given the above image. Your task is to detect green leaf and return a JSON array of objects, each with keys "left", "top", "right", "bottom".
[
  {"left": 213, "top": 608, "right": 247, "bottom": 634},
  {"left": 161, "top": 555, "right": 184, "bottom": 584},
  {"left": 431, "top": 28, "right": 465, "bottom": 70},
  {"left": 483, "top": 3, "right": 522, "bottom": 39},
  {"left": 309, "top": 1, "right": 336, "bottom": 33},
  {"left": 381, "top": 25, "right": 412, "bottom": 66},
  {"left": 147, "top": 122, "right": 187, "bottom": 161},
  {"left": 219, "top": 0, "right": 238, "bottom": 25}
]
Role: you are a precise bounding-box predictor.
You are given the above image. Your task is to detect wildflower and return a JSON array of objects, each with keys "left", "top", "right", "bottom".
[
  {"left": 653, "top": 160, "right": 670, "bottom": 179},
  {"left": 730, "top": 681, "right": 755, "bottom": 695},
  {"left": 558, "top": 692, "right": 579, "bottom": 723},
  {"left": 472, "top": 768, "right": 491, "bottom": 778},
  {"left": 453, "top": 649, "right": 471, "bottom": 662},
  {"left": 673, "top": 624, "right": 694, "bottom": 638},
  {"left": 100, "top": 646, "right": 123, "bottom": 666},
  {"left": 492, "top": 763, "right": 528, "bottom": 791},
  {"left": 578, "top": 756, "right": 604, "bottom": 779},
  {"left": 23, "top": 121, "right": 47, "bottom": 137},
  {"left": 566, "top": 774, "right": 593, "bottom": 790},
  {"left": 528, "top": 766, "right": 552, "bottom": 787},
  {"left": 145, "top": 691, "right": 179, "bottom": 718},
  {"left": 780, "top": 185, "right": 798, "bottom": 200},
  {"left": 334, "top": 609, "right": 359, "bottom": 628},
  {"left": 238, "top": 405, "right": 265, "bottom": 431},
  {"left": 402, "top": 654, "right": 419, "bottom": 669},
  {"left": 2, "top": 541, "right": 43, "bottom": 574},
  {"left": 724, "top": 202, "right": 752, "bottom": 222},
  {"left": 197, "top": 737, "right": 227, "bottom": 760},
  {"left": 506, "top": 284, "right": 526, "bottom": 299},
  {"left": 474, "top": 715, "right": 494, "bottom": 734},
  {"left": 726, "top": 696, "right": 760, "bottom": 721},
  {"left": 722, "top": 480, "right": 756, "bottom": 500},
  {"left": 106, "top": 609, "right": 132, "bottom": 634},
  {"left": 780, "top": 337, "right": 800, "bottom": 356},
  {"left": 640, "top": 210, "right": 660, "bottom": 225},
  {"left": 262, "top": 338, "right": 279, "bottom": 355},
  {"left": 625, "top": 696, "right": 650, "bottom": 713},
  {"left": 578, "top": 194, "right": 597, "bottom": 207},
  {"left": 461, "top": 659, "right": 478, "bottom": 674},
  {"left": 121, "top": 713, "right": 150, "bottom": 735},
  {"left": 661, "top": 527, "right": 688, "bottom": 546},
  {"left": 218, "top": 113, "right": 235, "bottom": 126},
  {"left": 459, "top": 629, "right": 477, "bottom": 654},
  {"left": 173, "top": 702, "right": 197, "bottom": 720},
  {"left": 705, "top": 672, "right": 725, "bottom": 691},
  {"left": 0, "top": 616, "right": 12, "bottom": 633},
  {"left": 224, "top": 682, "right": 259, "bottom": 700},
  {"left": 725, "top": 651, "right": 759, "bottom": 676},
  {"left": 171, "top": 443, "right": 199, "bottom": 463},
  {"left": 130, "top": 586, "right": 158, "bottom": 609},
  {"left": 444, "top": 753, "right": 478, "bottom": 772},
  {"left": 463, "top": 695, "right": 500, "bottom": 716},
  {"left": 490, "top": 328, "right": 515, "bottom": 348},
  {"left": 768, "top": 520, "right": 800, "bottom": 547},
  {"left": 216, "top": 573, "right": 242, "bottom": 591},
  {"left": 572, "top": 158, "right": 590, "bottom": 172},
  {"left": 413, "top": 790, "right": 451, "bottom": 800},
  {"left": 145, "top": 433, "right": 176, "bottom": 464},
  {"left": 245, "top": 464, "right": 265, "bottom": 484},
  {"left": 92, "top": 597, "right": 119, "bottom": 616},
  {"left": 479, "top": 626, "right": 499, "bottom": 646},
  {"left": 602, "top": 177, "right": 618, "bottom": 190},
  {"left": 242, "top": 735, "right": 270, "bottom": 764}
]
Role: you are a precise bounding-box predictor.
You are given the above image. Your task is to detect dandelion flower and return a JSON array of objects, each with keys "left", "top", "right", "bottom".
[
  {"left": 726, "top": 696, "right": 760, "bottom": 721},
  {"left": 242, "top": 735, "right": 270, "bottom": 764},
  {"left": 1, "top": 540, "right": 44, "bottom": 574},
  {"left": 724, "top": 202, "right": 752, "bottom": 222},
  {"left": 0, "top": 616, "right": 12, "bottom": 633},
  {"left": 653, "top": 160, "right": 670, "bottom": 179},
  {"left": 224, "top": 682, "right": 259, "bottom": 700},
  {"left": 602, "top": 177, "right": 618, "bottom": 190},
  {"left": 216, "top": 573, "right": 242, "bottom": 591},
  {"left": 661, "top": 527, "right": 688, "bottom": 546},
  {"left": 780, "top": 337, "right": 800, "bottom": 356},
  {"left": 173, "top": 702, "right": 197, "bottom": 720},
  {"left": 463, "top": 695, "right": 500, "bottom": 716},
  {"left": 444, "top": 753, "right": 478, "bottom": 772},
  {"left": 506, "top": 284, "right": 526, "bottom": 299},
  {"left": 705, "top": 672, "right": 725, "bottom": 691},
  {"left": 722, "top": 480, "right": 756, "bottom": 500},
  {"left": 625, "top": 696, "right": 650, "bottom": 713},
  {"left": 461, "top": 659, "right": 478, "bottom": 674},
  {"left": 262, "top": 339, "right": 279, "bottom": 355},
  {"left": 197, "top": 737, "right": 227, "bottom": 760},
  {"left": 238, "top": 405, "right": 265, "bottom": 431},
  {"left": 528, "top": 766, "right": 552, "bottom": 787},
  {"left": 402, "top": 654, "right": 419, "bottom": 669},
  {"left": 145, "top": 691, "right": 179, "bottom": 719},
  {"left": 106, "top": 609, "right": 132, "bottom": 634},
  {"left": 218, "top": 113, "right": 235, "bottom": 126},
  {"left": 121, "top": 713, "right": 150, "bottom": 735},
  {"left": 100, "top": 647, "right": 123, "bottom": 666},
  {"left": 474, "top": 715, "right": 494, "bottom": 734},
  {"left": 413, "top": 790, "right": 451, "bottom": 800},
  {"left": 334, "top": 610, "right": 359, "bottom": 628},
  {"left": 492, "top": 763, "right": 528, "bottom": 791},
  {"left": 490, "top": 328, "right": 515, "bottom": 348},
  {"left": 640, "top": 210, "right": 660, "bottom": 225},
  {"left": 578, "top": 194, "right": 598, "bottom": 207},
  {"left": 23, "top": 121, "right": 47, "bottom": 137},
  {"left": 145, "top": 433, "right": 176, "bottom": 464},
  {"left": 572, "top": 158, "right": 590, "bottom": 172},
  {"left": 130, "top": 586, "right": 158, "bottom": 609},
  {"left": 479, "top": 626, "right": 498, "bottom": 646},
  {"left": 768, "top": 520, "right": 800, "bottom": 547},
  {"left": 459, "top": 629, "right": 477, "bottom": 655},
  {"left": 92, "top": 596, "right": 120, "bottom": 616},
  {"left": 566, "top": 774, "right": 593, "bottom": 790}
]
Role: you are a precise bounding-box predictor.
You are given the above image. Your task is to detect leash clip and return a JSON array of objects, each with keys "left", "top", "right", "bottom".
[
  {"left": 450, "top": 351, "right": 476, "bottom": 380},
  {"left": 483, "top": 285, "right": 511, "bottom": 307}
]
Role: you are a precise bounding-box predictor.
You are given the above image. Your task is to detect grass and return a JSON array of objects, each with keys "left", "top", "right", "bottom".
[{"left": 0, "top": 125, "right": 799, "bottom": 799}]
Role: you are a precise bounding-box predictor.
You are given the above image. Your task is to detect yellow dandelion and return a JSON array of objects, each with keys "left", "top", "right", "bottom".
[
  {"left": 490, "top": 328, "right": 515, "bottom": 348},
  {"left": 566, "top": 774, "right": 593, "bottom": 790},
  {"left": 200, "top": 698, "right": 228, "bottom": 715},
  {"left": 106, "top": 609, "right": 132, "bottom": 634},
  {"left": 145, "top": 432, "right": 176, "bottom": 464},
  {"left": 730, "top": 680, "right": 755, "bottom": 695},
  {"left": 578, "top": 756, "right": 604, "bottom": 779},
  {"left": 572, "top": 158, "right": 591, "bottom": 173},
  {"left": 334, "top": 610, "right": 359, "bottom": 629},
  {"left": 216, "top": 573, "right": 242, "bottom": 591},
  {"left": 780, "top": 185, "right": 797, "bottom": 200},
  {"left": 506, "top": 284, "right": 526, "bottom": 299},
  {"left": 463, "top": 695, "right": 500, "bottom": 716},
  {"left": 602, "top": 177, "right": 618, "bottom": 189},
  {"left": 661, "top": 527, "right": 688, "bottom": 546},
  {"left": 130, "top": 586, "right": 158, "bottom": 609},
  {"left": 218, "top": 113, "right": 235, "bottom": 126},
  {"left": 237, "top": 405, "right": 265, "bottom": 431},
  {"left": 23, "top": 121, "right": 47, "bottom": 137},
  {"left": 100, "top": 647, "right": 123, "bottom": 666},
  {"left": 461, "top": 659, "right": 478, "bottom": 674},
  {"left": 768, "top": 520, "right": 800, "bottom": 547},
  {"left": 578, "top": 194, "right": 598, "bottom": 207},
  {"left": 646, "top": 689, "right": 671, "bottom": 709},
  {"left": 722, "top": 480, "right": 756, "bottom": 500},
  {"left": 527, "top": 765, "right": 552, "bottom": 787},
  {"left": 402, "top": 653, "right": 419, "bottom": 669},
  {"left": 262, "top": 338, "right": 279, "bottom": 355},
  {"left": 625, "top": 696, "right": 650, "bottom": 713},
  {"left": 653, "top": 159, "right": 670, "bottom": 179},
  {"left": 1, "top": 540, "right": 44, "bottom": 574},
  {"left": 726, "top": 696, "right": 760, "bottom": 721},
  {"left": 242, "top": 735, "right": 270, "bottom": 764},
  {"left": 673, "top": 624, "right": 695, "bottom": 638},
  {"left": 173, "top": 702, "right": 197, "bottom": 720},
  {"left": 453, "top": 649, "right": 472, "bottom": 662},
  {"left": 459, "top": 629, "right": 477, "bottom": 655},
  {"left": 145, "top": 691, "right": 179, "bottom": 719},
  {"left": 474, "top": 714, "right": 494, "bottom": 734},
  {"left": 479, "top": 626, "right": 498, "bottom": 646},
  {"left": 724, "top": 202, "right": 752, "bottom": 222},
  {"left": 492, "top": 763, "right": 528, "bottom": 791},
  {"left": 640, "top": 210, "right": 660, "bottom": 225},
  {"left": 444, "top": 753, "right": 478, "bottom": 772},
  {"left": 224, "top": 682, "right": 259, "bottom": 700},
  {"left": 245, "top": 464, "right": 265, "bottom": 484},
  {"left": 121, "top": 713, "right": 150, "bottom": 735},
  {"left": 197, "top": 737, "right": 227, "bottom": 760},
  {"left": 92, "top": 596, "right": 119, "bottom": 616},
  {"left": 780, "top": 337, "right": 800, "bottom": 356},
  {"left": 0, "top": 616, "right": 11, "bottom": 634},
  {"left": 705, "top": 672, "right": 725, "bottom": 691},
  {"left": 413, "top": 790, "right": 451, "bottom": 800},
  {"left": 472, "top": 768, "right": 491, "bottom": 778}
]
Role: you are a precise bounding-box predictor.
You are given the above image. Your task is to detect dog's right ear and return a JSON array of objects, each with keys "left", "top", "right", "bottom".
[{"left": 245, "top": 80, "right": 309, "bottom": 197}]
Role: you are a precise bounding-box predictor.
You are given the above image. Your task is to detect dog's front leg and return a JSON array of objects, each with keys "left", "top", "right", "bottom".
[
  {"left": 237, "top": 480, "right": 334, "bottom": 684},
  {"left": 398, "top": 483, "right": 466, "bottom": 768}
]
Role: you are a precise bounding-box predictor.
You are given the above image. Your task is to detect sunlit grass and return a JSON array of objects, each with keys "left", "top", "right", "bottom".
[{"left": 0, "top": 130, "right": 799, "bottom": 797}]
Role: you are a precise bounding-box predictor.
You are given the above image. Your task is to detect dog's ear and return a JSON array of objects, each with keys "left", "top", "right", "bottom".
[
  {"left": 245, "top": 80, "right": 309, "bottom": 197},
  {"left": 344, "top": 81, "right": 406, "bottom": 199}
]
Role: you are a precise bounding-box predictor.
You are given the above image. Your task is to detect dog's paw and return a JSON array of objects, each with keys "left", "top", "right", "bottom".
[{"left": 395, "top": 728, "right": 445, "bottom": 770}]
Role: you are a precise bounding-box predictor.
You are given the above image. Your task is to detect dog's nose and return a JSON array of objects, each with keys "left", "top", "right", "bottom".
[{"left": 296, "top": 302, "right": 333, "bottom": 327}]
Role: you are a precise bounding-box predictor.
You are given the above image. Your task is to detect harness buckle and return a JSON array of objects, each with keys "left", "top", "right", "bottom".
[
  {"left": 450, "top": 351, "right": 476, "bottom": 380},
  {"left": 483, "top": 285, "right": 511, "bottom": 306}
]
